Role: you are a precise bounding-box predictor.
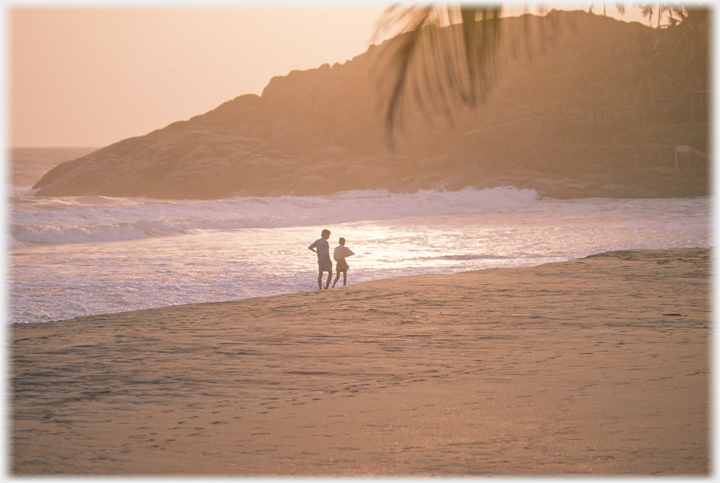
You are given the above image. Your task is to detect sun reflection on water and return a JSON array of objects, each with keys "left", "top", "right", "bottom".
[{"left": 9, "top": 197, "right": 710, "bottom": 324}]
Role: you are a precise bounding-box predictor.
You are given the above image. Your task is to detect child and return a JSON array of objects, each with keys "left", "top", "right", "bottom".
[{"left": 332, "top": 237, "right": 355, "bottom": 287}]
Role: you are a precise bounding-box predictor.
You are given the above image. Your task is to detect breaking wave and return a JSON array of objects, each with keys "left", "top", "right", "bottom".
[{"left": 9, "top": 187, "right": 537, "bottom": 248}]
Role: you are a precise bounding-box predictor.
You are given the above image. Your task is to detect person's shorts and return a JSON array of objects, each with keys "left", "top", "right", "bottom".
[
  {"left": 318, "top": 258, "right": 332, "bottom": 273},
  {"left": 336, "top": 258, "right": 349, "bottom": 272}
]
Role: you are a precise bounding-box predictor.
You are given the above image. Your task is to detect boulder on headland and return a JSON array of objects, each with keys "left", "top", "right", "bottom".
[{"left": 33, "top": 10, "right": 709, "bottom": 200}]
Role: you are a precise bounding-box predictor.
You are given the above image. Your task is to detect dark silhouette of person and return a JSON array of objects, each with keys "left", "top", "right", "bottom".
[
  {"left": 332, "top": 237, "right": 355, "bottom": 288},
  {"left": 308, "top": 229, "right": 332, "bottom": 290}
]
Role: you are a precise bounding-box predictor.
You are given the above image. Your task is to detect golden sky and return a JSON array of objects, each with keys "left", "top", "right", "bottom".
[
  {"left": 9, "top": 2, "right": 650, "bottom": 148},
  {"left": 9, "top": 4, "right": 391, "bottom": 147}
]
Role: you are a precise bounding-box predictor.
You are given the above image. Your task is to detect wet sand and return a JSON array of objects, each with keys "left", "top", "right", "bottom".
[{"left": 9, "top": 248, "right": 710, "bottom": 475}]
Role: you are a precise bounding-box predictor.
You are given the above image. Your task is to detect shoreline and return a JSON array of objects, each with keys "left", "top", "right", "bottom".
[{"left": 10, "top": 247, "right": 710, "bottom": 475}]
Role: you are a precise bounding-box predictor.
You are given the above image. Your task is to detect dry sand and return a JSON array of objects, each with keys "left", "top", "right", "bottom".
[{"left": 9, "top": 248, "right": 710, "bottom": 476}]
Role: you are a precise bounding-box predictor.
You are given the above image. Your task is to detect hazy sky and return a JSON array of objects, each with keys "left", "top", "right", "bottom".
[
  {"left": 9, "top": 3, "right": 392, "bottom": 147},
  {"left": 9, "top": 2, "right": 649, "bottom": 148}
]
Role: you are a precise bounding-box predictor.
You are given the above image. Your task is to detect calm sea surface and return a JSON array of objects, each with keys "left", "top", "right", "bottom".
[{"left": 7, "top": 147, "right": 712, "bottom": 324}]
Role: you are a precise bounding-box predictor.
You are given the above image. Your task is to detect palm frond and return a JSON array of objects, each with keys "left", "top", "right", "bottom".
[{"left": 374, "top": 4, "right": 559, "bottom": 149}]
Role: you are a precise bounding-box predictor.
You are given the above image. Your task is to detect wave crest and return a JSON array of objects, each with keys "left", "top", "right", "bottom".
[{"left": 10, "top": 186, "right": 537, "bottom": 248}]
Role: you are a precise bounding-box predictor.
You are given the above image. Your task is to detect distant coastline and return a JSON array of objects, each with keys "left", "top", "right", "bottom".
[{"left": 26, "top": 11, "right": 708, "bottom": 201}]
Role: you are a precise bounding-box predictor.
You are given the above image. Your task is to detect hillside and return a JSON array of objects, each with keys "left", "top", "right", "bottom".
[{"left": 32, "top": 10, "right": 709, "bottom": 200}]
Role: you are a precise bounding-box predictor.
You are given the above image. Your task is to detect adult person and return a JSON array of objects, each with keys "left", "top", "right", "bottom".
[
  {"left": 308, "top": 229, "right": 332, "bottom": 290},
  {"left": 332, "top": 237, "right": 355, "bottom": 288}
]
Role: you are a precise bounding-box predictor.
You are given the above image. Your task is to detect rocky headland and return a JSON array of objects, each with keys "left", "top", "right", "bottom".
[{"left": 33, "top": 10, "right": 709, "bottom": 200}]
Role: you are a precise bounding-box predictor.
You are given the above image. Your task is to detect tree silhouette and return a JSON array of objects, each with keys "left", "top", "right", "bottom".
[{"left": 636, "top": 2, "right": 669, "bottom": 28}]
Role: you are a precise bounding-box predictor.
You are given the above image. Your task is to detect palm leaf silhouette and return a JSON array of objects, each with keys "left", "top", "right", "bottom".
[{"left": 374, "top": 4, "right": 560, "bottom": 149}]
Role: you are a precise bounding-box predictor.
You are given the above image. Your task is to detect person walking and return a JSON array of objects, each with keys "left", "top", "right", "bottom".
[
  {"left": 332, "top": 237, "right": 355, "bottom": 288},
  {"left": 308, "top": 229, "right": 332, "bottom": 290}
]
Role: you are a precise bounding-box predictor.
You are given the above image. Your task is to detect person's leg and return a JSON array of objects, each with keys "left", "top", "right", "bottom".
[
  {"left": 317, "top": 270, "right": 323, "bottom": 290},
  {"left": 332, "top": 271, "right": 340, "bottom": 288},
  {"left": 342, "top": 271, "right": 347, "bottom": 286},
  {"left": 325, "top": 271, "right": 332, "bottom": 289}
]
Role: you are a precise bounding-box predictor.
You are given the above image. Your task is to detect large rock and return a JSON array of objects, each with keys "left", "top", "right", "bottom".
[{"left": 33, "top": 10, "right": 709, "bottom": 200}]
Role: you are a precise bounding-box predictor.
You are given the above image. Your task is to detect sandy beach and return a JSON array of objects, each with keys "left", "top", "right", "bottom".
[{"left": 9, "top": 247, "right": 710, "bottom": 476}]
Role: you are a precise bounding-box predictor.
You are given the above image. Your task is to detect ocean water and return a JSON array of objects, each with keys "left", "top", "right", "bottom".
[{"left": 7, "top": 147, "right": 712, "bottom": 325}]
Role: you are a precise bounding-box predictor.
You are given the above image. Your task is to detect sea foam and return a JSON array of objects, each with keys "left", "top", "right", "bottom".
[{"left": 9, "top": 187, "right": 537, "bottom": 248}]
